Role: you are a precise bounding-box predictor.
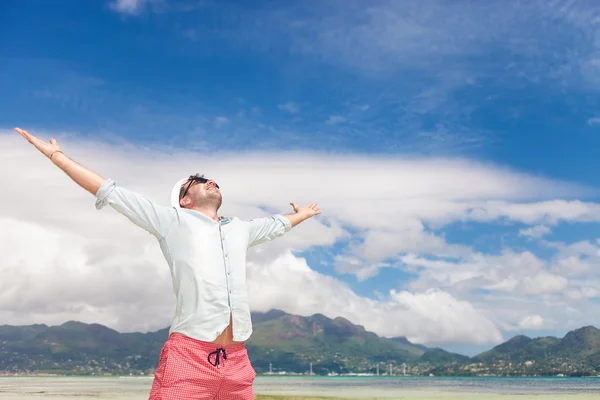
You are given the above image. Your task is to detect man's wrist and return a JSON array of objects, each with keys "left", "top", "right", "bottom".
[
  {"left": 50, "top": 150, "right": 66, "bottom": 164},
  {"left": 296, "top": 211, "right": 310, "bottom": 222}
]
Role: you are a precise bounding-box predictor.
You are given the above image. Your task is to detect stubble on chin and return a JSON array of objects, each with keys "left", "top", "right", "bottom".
[{"left": 198, "top": 192, "right": 222, "bottom": 209}]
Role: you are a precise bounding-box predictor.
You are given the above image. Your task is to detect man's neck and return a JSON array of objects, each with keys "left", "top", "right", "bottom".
[{"left": 190, "top": 206, "right": 220, "bottom": 222}]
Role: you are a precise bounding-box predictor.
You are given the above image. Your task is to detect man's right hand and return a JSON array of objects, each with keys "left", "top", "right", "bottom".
[
  {"left": 14, "top": 127, "right": 105, "bottom": 195},
  {"left": 15, "top": 127, "right": 63, "bottom": 160}
]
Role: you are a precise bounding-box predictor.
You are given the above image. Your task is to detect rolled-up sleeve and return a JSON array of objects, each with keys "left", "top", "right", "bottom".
[
  {"left": 95, "top": 179, "right": 176, "bottom": 239},
  {"left": 247, "top": 214, "right": 292, "bottom": 248}
]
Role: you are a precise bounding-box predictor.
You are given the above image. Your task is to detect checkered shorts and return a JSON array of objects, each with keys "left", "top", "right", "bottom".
[{"left": 148, "top": 333, "right": 256, "bottom": 400}]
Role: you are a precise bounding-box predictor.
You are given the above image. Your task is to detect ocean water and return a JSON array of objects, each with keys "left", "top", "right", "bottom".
[
  {"left": 1, "top": 376, "right": 600, "bottom": 399},
  {"left": 254, "top": 376, "right": 600, "bottom": 395}
]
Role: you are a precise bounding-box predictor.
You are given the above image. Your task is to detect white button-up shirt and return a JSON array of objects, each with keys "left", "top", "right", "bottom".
[{"left": 95, "top": 178, "right": 291, "bottom": 342}]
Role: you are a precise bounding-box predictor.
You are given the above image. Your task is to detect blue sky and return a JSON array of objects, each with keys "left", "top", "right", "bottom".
[
  {"left": 3, "top": 0, "right": 600, "bottom": 355},
  {"left": 4, "top": 0, "right": 600, "bottom": 179}
]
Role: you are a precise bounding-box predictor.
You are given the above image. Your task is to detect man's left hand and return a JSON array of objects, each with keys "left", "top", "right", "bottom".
[
  {"left": 290, "top": 202, "right": 321, "bottom": 218},
  {"left": 286, "top": 202, "right": 321, "bottom": 227}
]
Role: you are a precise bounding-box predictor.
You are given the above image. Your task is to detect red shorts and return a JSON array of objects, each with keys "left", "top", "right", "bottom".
[{"left": 148, "top": 334, "right": 256, "bottom": 400}]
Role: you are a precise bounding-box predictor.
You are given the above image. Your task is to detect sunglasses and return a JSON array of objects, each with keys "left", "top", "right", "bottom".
[{"left": 180, "top": 176, "right": 220, "bottom": 200}]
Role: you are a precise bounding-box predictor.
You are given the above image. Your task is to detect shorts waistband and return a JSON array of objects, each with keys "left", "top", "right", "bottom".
[{"left": 168, "top": 333, "right": 246, "bottom": 354}]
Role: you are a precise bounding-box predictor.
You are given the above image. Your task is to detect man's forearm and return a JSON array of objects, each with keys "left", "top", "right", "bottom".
[
  {"left": 285, "top": 212, "right": 311, "bottom": 228},
  {"left": 51, "top": 152, "right": 105, "bottom": 195}
]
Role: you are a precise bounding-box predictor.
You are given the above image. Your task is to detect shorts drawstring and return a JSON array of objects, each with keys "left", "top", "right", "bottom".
[{"left": 208, "top": 347, "right": 227, "bottom": 369}]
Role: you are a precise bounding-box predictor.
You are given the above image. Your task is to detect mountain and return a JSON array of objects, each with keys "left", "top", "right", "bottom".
[
  {"left": 474, "top": 334, "right": 559, "bottom": 363},
  {"left": 388, "top": 336, "right": 429, "bottom": 357},
  {"left": 0, "top": 320, "right": 166, "bottom": 373},
  {"left": 245, "top": 312, "right": 427, "bottom": 374},
  {"left": 469, "top": 326, "right": 600, "bottom": 376},
  {"left": 560, "top": 326, "right": 600, "bottom": 355},
  {"left": 1, "top": 311, "right": 599, "bottom": 376},
  {"left": 0, "top": 310, "right": 429, "bottom": 375},
  {"left": 420, "top": 348, "right": 470, "bottom": 364},
  {"left": 474, "top": 327, "right": 600, "bottom": 363},
  {"left": 250, "top": 309, "right": 288, "bottom": 324}
]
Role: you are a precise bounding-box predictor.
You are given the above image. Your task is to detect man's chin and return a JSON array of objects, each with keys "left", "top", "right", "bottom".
[{"left": 210, "top": 194, "right": 223, "bottom": 207}]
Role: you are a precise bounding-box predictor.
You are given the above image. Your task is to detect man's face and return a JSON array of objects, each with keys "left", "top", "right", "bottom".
[{"left": 181, "top": 178, "right": 222, "bottom": 209}]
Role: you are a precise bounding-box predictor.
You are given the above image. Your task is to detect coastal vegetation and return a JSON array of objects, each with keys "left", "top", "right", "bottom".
[{"left": 1, "top": 310, "right": 598, "bottom": 377}]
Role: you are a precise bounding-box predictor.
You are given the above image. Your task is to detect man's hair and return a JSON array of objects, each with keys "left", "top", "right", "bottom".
[{"left": 179, "top": 173, "right": 205, "bottom": 201}]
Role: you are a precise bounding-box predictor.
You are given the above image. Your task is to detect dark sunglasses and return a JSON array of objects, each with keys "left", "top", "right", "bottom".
[{"left": 180, "top": 176, "right": 220, "bottom": 200}]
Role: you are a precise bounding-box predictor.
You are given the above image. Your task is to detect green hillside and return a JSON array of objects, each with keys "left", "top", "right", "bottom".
[
  {"left": 246, "top": 312, "right": 426, "bottom": 374},
  {"left": 1, "top": 311, "right": 599, "bottom": 376},
  {"left": 469, "top": 326, "right": 600, "bottom": 376}
]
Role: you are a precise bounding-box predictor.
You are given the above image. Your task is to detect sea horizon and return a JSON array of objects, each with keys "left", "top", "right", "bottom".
[{"left": 2, "top": 375, "right": 600, "bottom": 399}]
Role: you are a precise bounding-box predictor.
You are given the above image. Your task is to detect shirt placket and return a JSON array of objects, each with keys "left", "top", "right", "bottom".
[{"left": 219, "top": 223, "right": 232, "bottom": 309}]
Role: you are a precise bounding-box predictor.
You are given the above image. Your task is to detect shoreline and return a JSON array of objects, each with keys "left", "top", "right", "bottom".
[
  {"left": 0, "top": 377, "right": 599, "bottom": 400},
  {"left": 253, "top": 397, "right": 600, "bottom": 400},
  {"left": 2, "top": 373, "right": 600, "bottom": 378}
]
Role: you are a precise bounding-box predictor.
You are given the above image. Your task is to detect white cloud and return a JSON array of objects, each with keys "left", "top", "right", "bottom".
[
  {"left": 485, "top": 277, "right": 519, "bottom": 293},
  {"left": 522, "top": 272, "right": 568, "bottom": 295},
  {"left": 3, "top": 130, "right": 600, "bottom": 345},
  {"left": 0, "top": 217, "right": 174, "bottom": 332},
  {"left": 403, "top": 250, "right": 547, "bottom": 295},
  {"left": 109, "top": 0, "right": 150, "bottom": 14},
  {"left": 387, "top": 289, "right": 502, "bottom": 345},
  {"left": 552, "top": 255, "right": 591, "bottom": 277},
  {"left": 588, "top": 117, "right": 600, "bottom": 126},
  {"left": 214, "top": 116, "right": 229, "bottom": 128},
  {"left": 116, "top": 0, "right": 600, "bottom": 79},
  {"left": 248, "top": 252, "right": 502, "bottom": 345},
  {"left": 518, "top": 315, "right": 544, "bottom": 330},
  {"left": 470, "top": 200, "right": 600, "bottom": 225},
  {"left": 325, "top": 115, "right": 346, "bottom": 125},
  {"left": 277, "top": 1, "right": 600, "bottom": 87},
  {"left": 519, "top": 225, "right": 551, "bottom": 238},
  {"left": 278, "top": 102, "right": 299, "bottom": 114},
  {"left": 565, "top": 287, "right": 600, "bottom": 300}
]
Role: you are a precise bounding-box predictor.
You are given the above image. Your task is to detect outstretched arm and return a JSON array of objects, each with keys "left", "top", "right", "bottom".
[
  {"left": 285, "top": 202, "right": 321, "bottom": 227},
  {"left": 15, "top": 127, "right": 104, "bottom": 195},
  {"left": 247, "top": 202, "right": 321, "bottom": 247},
  {"left": 14, "top": 127, "right": 176, "bottom": 238}
]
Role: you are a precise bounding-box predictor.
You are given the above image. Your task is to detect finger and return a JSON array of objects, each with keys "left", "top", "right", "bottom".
[
  {"left": 308, "top": 203, "right": 317, "bottom": 209},
  {"left": 290, "top": 202, "right": 298, "bottom": 209},
  {"left": 50, "top": 138, "right": 57, "bottom": 145},
  {"left": 15, "top": 128, "right": 37, "bottom": 144},
  {"left": 16, "top": 128, "right": 35, "bottom": 144},
  {"left": 15, "top": 128, "right": 48, "bottom": 153},
  {"left": 14, "top": 127, "right": 28, "bottom": 139}
]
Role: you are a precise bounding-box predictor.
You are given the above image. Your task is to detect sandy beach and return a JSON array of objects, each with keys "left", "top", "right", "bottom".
[{"left": 1, "top": 377, "right": 600, "bottom": 400}]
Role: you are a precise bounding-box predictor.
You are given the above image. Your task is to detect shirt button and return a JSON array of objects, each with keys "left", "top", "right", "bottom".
[
  {"left": 227, "top": 271, "right": 231, "bottom": 275},
  {"left": 229, "top": 290, "right": 232, "bottom": 293}
]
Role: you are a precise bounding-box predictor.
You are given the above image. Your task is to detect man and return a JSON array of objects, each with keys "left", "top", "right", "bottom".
[{"left": 14, "top": 127, "right": 320, "bottom": 399}]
